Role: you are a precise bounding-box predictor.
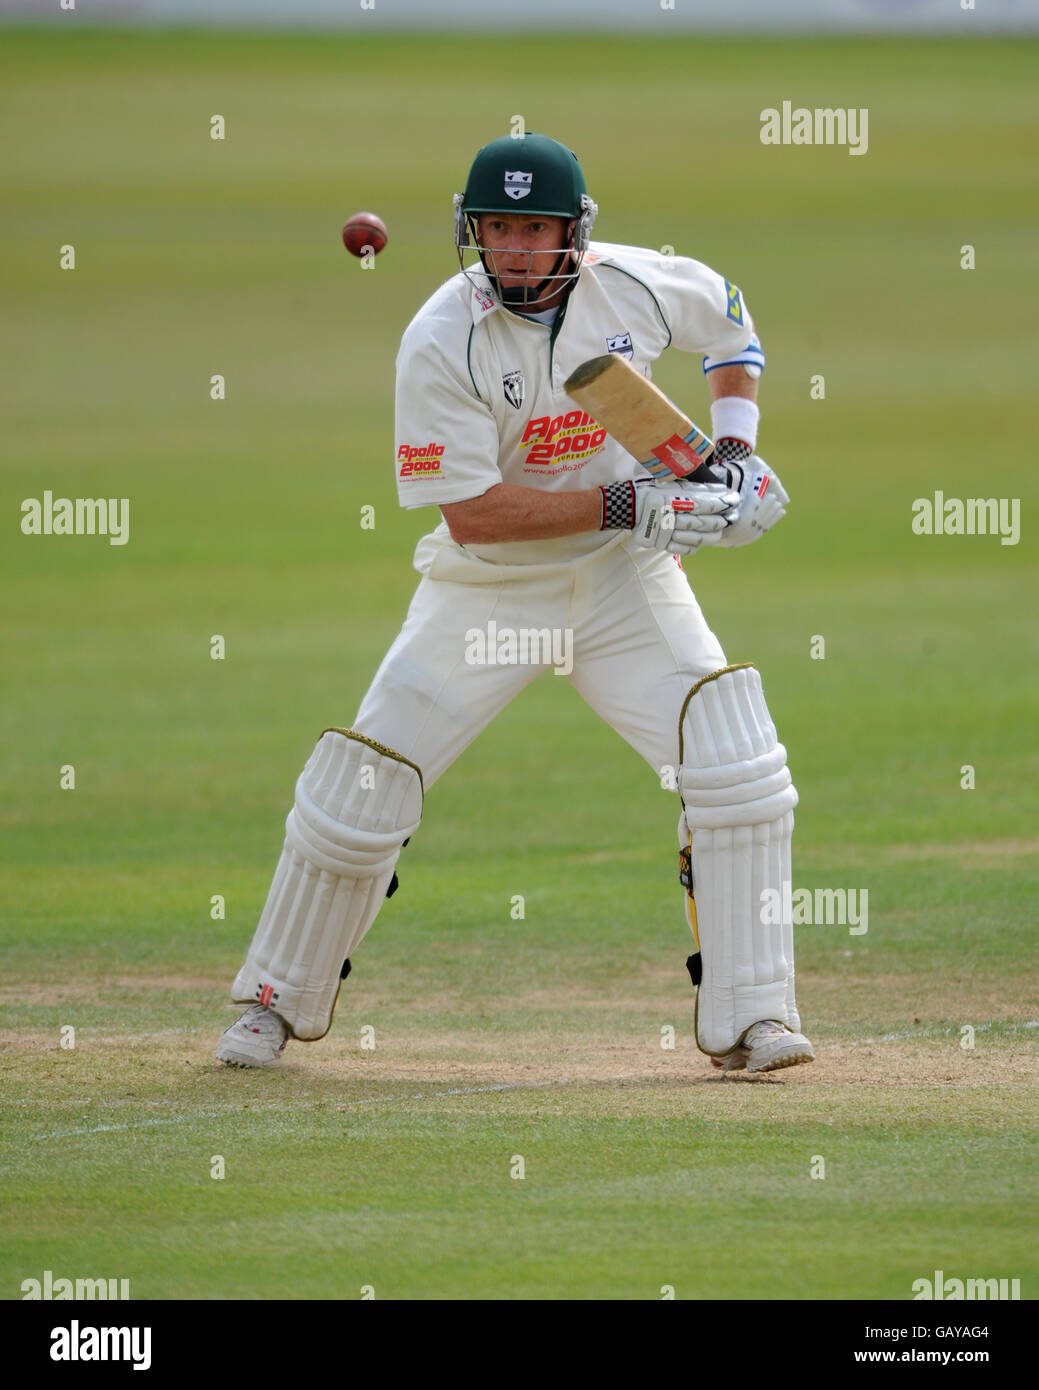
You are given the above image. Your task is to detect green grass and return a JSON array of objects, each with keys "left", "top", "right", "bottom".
[
  {"left": 1, "top": 28, "right": 1036, "bottom": 1301},
  {"left": 6, "top": 1087, "right": 1033, "bottom": 1301}
]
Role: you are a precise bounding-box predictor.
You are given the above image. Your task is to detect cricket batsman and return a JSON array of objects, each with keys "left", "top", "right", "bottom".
[{"left": 217, "top": 133, "right": 815, "bottom": 1075}]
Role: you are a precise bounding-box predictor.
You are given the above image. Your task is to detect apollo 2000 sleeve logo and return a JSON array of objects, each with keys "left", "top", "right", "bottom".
[{"left": 397, "top": 442, "right": 445, "bottom": 479}]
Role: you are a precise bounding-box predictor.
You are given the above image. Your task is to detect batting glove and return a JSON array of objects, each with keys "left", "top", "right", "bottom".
[
  {"left": 601, "top": 477, "right": 738, "bottom": 556},
  {"left": 706, "top": 442, "right": 789, "bottom": 547}
]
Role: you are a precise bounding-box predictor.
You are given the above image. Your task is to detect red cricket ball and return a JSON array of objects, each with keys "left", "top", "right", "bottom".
[{"left": 342, "top": 211, "right": 388, "bottom": 257}]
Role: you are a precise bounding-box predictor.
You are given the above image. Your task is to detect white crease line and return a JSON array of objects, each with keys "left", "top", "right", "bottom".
[
  {"left": 30, "top": 1113, "right": 222, "bottom": 1142},
  {"left": 29, "top": 1074, "right": 641, "bottom": 1141},
  {"left": 869, "top": 1022, "right": 1033, "bottom": 1043},
  {"left": 345, "top": 1074, "right": 639, "bottom": 1108}
]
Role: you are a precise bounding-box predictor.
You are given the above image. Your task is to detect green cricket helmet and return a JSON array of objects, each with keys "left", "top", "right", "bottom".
[{"left": 453, "top": 133, "right": 598, "bottom": 308}]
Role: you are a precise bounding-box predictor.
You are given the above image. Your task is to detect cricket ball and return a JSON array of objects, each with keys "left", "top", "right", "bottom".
[{"left": 342, "top": 211, "right": 388, "bottom": 257}]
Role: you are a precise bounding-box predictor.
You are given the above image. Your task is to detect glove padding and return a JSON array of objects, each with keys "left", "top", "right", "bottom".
[
  {"left": 708, "top": 454, "right": 789, "bottom": 547},
  {"left": 632, "top": 477, "right": 739, "bottom": 555}
]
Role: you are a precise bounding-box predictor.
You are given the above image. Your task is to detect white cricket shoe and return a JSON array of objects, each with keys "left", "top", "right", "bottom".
[
  {"left": 715, "top": 1020, "right": 815, "bottom": 1074},
  {"left": 216, "top": 1003, "right": 289, "bottom": 1068}
]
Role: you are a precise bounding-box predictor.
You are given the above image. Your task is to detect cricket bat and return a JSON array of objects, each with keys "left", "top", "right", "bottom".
[{"left": 563, "top": 353, "right": 716, "bottom": 482}]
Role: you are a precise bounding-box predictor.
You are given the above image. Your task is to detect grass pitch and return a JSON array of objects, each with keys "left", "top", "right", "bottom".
[{"left": 1, "top": 28, "right": 1037, "bottom": 1302}]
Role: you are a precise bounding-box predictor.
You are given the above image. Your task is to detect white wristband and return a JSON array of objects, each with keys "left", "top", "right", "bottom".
[{"left": 710, "top": 396, "right": 760, "bottom": 451}]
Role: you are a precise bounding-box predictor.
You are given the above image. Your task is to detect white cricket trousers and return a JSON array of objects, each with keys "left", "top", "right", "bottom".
[{"left": 353, "top": 527, "right": 727, "bottom": 785}]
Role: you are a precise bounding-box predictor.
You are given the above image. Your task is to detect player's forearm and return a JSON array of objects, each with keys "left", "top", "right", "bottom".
[
  {"left": 708, "top": 364, "right": 758, "bottom": 404},
  {"left": 708, "top": 365, "right": 759, "bottom": 453},
  {"left": 441, "top": 483, "right": 602, "bottom": 544}
]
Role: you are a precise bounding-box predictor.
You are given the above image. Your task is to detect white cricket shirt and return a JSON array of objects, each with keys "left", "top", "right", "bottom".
[{"left": 394, "top": 240, "right": 757, "bottom": 566}]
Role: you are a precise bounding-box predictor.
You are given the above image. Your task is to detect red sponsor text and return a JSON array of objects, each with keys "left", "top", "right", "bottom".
[{"left": 398, "top": 442, "right": 445, "bottom": 479}]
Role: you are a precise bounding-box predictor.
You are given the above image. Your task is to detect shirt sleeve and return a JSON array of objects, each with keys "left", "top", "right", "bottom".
[
  {"left": 394, "top": 317, "right": 502, "bottom": 510},
  {"left": 603, "top": 244, "right": 756, "bottom": 362}
]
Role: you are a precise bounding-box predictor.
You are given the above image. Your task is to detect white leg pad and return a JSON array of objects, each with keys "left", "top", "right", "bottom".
[
  {"left": 678, "top": 665, "right": 800, "bottom": 1055},
  {"left": 232, "top": 729, "right": 423, "bottom": 1040}
]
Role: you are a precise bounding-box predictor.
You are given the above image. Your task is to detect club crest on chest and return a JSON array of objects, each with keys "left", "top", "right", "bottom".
[
  {"left": 606, "top": 332, "right": 634, "bottom": 360},
  {"left": 502, "top": 370, "right": 524, "bottom": 409}
]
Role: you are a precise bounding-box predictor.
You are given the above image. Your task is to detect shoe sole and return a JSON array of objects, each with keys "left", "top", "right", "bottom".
[
  {"left": 746, "top": 1045, "right": 815, "bottom": 1074},
  {"left": 215, "top": 1047, "right": 283, "bottom": 1069}
]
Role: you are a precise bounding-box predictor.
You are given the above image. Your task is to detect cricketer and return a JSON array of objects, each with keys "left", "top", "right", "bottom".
[{"left": 217, "top": 133, "right": 814, "bottom": 1076}]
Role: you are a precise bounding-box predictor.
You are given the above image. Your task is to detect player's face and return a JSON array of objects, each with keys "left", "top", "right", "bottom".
[{"left": 476, "top": 214, "right": 572, "bottom": 308}]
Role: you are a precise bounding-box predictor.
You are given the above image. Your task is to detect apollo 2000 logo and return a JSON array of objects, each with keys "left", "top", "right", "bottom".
[
  {"left": 398, "top": 442, "right": 445, "bottom": 479},
  {"left": 521, "top": 411, "right": 607, "bottom": 471}
]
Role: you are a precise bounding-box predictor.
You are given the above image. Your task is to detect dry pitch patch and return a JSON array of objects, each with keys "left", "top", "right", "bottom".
[
  {"left": 3, "top": 967, "right": 1035, "bottom": 1125},
  {"left": 3, "top": 958, "right": 1036, "bottom": 1061},
  {"left": 6, "top": 1039, "right": 1035, "bottom": 1167}
]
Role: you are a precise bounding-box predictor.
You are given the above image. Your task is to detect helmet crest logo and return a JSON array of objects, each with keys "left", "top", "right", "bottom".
[{"left": 504, "top": 170, "right": 533, "bottom": 200}]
